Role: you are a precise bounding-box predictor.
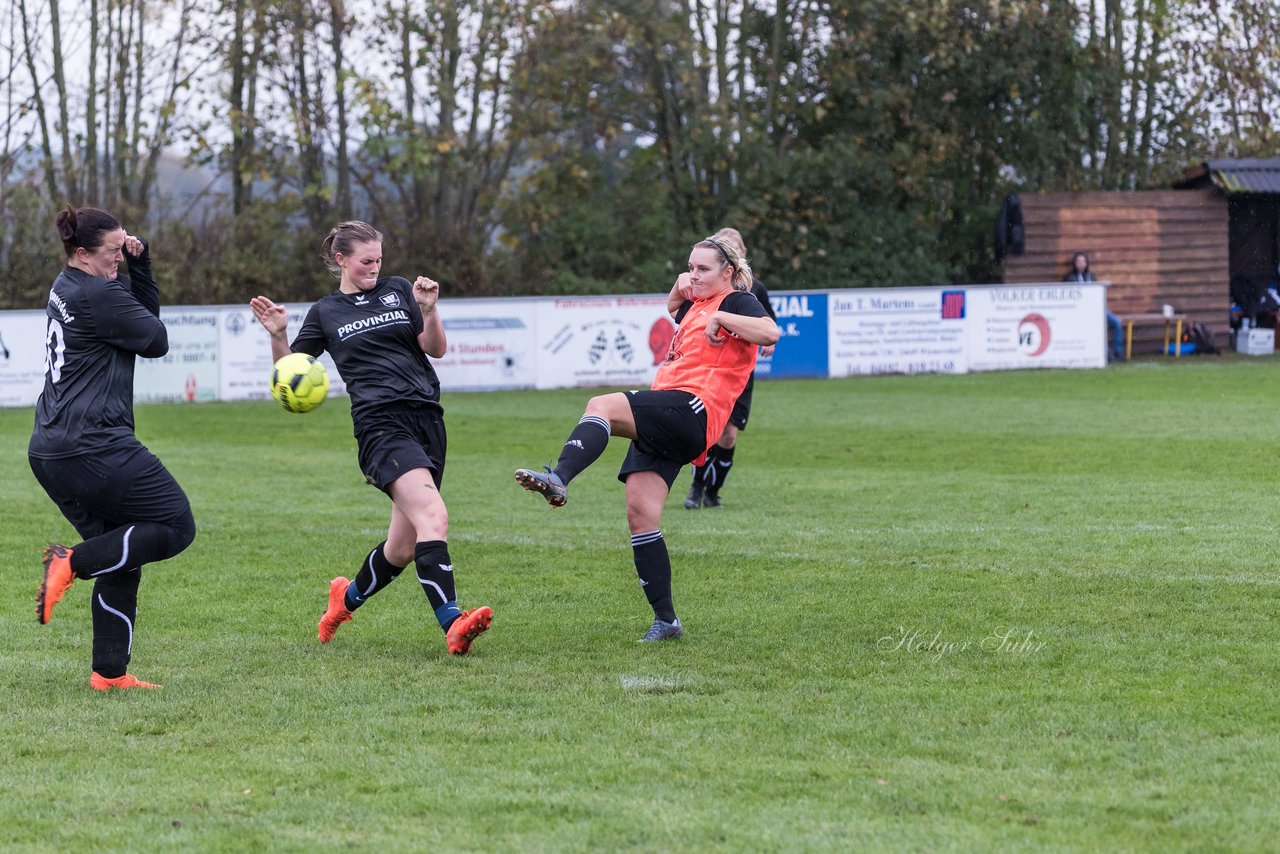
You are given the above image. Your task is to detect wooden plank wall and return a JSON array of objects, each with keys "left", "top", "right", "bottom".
[{"left": 1003, "top": 190, "right": 1231, "bottom": 353}]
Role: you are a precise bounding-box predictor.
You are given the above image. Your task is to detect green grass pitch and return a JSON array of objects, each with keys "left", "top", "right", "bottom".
[{"left": 3, "top": 359, "right": 1280, "bottom": 851}]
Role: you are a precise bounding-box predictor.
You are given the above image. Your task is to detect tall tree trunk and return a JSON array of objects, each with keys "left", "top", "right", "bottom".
[
  {"left": 229, "top": 0, "right": 248, "bottom": 214},
  {"left": 136, "top": 0, "right": 193, "bottom": 219},
  {"left": 48, "top": 0, "right": 79, "bottom": 199},
  {"left": 435, "top": 2, "right": 461, "bottom": 225},
  {"left": 16, "top": 0, "right": 58, "bottom": 200},
  {"left": 101, "top": 0, "right": 115, "bottom": 203},
  {"left": 86, "top": 0, "right": 99, "bottom": 202},
  {"left": 1136, "top": 0, "right": 1166, "bottom": 184},
  {"left": 112, "top": 0, "right": 131, "bottom": 208},
  {"left": 764, "top": 0, "right": 785, "bottom": 140},
  {"left": 329, "top": 0, "right": 351, "bottom": 214},
  {"left": 399, "top": 1, "right": 427, "bottom": 221},
  {"left": 714, "top": 0, "right": 731, "bottom": 207}
]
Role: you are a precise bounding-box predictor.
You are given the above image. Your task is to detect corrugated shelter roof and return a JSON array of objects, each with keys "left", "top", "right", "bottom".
[{"left": 1176, "top": 158, "right": 1280, "bottom": 193}]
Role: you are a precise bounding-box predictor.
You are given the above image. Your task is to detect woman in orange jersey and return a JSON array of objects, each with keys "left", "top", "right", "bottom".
[{"left": 514, "top": 236, "right": 779, "bottom": 642}]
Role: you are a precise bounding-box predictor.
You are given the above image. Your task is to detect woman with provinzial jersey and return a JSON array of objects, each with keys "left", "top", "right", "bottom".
[
  {"left": 249, "top": 221, "right": 492, "bottom": 656},
  {"left": 30, "top": 204, "right": 197, "bottom": 691},
  {"left": 514, "top": 235, "right": 780, "bottom": 642}
]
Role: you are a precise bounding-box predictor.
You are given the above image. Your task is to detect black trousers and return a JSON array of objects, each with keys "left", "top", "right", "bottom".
[{"left": 30, "top": 440, "right": 195, "bottom": 677}]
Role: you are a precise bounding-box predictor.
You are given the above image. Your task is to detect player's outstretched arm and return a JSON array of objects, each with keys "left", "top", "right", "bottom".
[
  {"left": 249, "top": 296, "right": 292, "bottom": 362},
  {"left": 706, "top": 312, "right": 780, "bottom": 347}
]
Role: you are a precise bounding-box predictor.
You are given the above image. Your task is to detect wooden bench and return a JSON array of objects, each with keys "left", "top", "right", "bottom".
[{"left": 1121, "top": 313, "right": 1185, "bottom": 360}]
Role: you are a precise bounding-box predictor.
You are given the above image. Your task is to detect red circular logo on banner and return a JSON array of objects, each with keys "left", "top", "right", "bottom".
[{"left": 1018, "top": 313, "right": 1051, "bottom": 357}]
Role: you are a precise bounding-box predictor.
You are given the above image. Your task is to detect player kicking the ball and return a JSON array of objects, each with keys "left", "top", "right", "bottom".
[
  {"left": 515, "top": 236, "right": 779, "bottom": 642},
  {"left": 250, "top": 221, "right": 492, "bottom": 655}
]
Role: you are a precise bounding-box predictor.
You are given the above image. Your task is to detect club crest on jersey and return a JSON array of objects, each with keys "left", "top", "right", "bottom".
[
  {"left": 379, "top": 292, "right": 401, "bottom": 307},
  {"left": 354, "top": 294, "right": 369, "bottom": 305}
]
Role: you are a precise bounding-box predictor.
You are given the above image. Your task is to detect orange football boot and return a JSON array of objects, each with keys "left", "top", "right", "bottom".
[
  {"left": 446, "top": 606, "right": 493, "bottom": 655},
  {"left": 90, "top": 673, "right": 161, "bottom": 691},
  {"left": 36, "top": 544, "right": 76, "bottom": 625},
  {"left": 318, "top": 576, "right": 354, "bottom": 643}
]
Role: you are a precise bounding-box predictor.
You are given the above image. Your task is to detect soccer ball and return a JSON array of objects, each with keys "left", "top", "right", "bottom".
[{"left": 271, "top": 353, "right": 329, "bottom": 413}]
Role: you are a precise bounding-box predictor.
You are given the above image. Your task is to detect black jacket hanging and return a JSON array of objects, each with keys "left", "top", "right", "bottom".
[{"left": 994, "top": 193, "right": 1025, "bottom": 262}]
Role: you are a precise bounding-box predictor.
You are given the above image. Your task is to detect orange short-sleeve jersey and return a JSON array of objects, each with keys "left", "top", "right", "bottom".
[{"left": 652, "top": 290, "right": 760, "bottom": 454}]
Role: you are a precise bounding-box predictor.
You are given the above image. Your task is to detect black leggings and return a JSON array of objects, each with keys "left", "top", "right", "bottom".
[{"left": 30, "top": 444, "right": 195, "bottom": 676}]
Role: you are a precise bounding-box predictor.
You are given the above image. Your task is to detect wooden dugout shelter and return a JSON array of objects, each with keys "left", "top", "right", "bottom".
[
  {"left": 1002, "top": 189, "right": 1229, "bottom": 353},
  {"left": 1175, "top": 159, "right": 1280, "bottom": 291}
]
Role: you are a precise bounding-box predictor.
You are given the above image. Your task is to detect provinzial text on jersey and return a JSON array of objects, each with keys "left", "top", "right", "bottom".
[{"left": 336, "top": 310, "right": 411, "bottom": 340}]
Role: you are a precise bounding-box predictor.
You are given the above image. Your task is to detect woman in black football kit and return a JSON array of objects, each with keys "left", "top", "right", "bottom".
[
  {"left": 30, "top": 205, "right": 196, "bottom": 691},
  {"left": 249, "top": 221, "right": 492, "bottom": 655}
]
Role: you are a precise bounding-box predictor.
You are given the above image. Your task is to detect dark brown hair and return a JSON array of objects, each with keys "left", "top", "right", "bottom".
[
  {"left": 321, "top": 221, "right": 383, "bottom": 278},
  {"left": 54, "top": 204, "right": 120, "bottom": 258}
]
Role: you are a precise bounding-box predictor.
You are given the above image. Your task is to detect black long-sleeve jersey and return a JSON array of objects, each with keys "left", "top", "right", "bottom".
[
  {"left": 290, "top": 276, "right": 443, "bottom": 422},
  {"left": 751, "top": 277, "right": 778, "bottom": 322},
  {"left": 29, "top": 248, "right": 167, "bottom": 459}
]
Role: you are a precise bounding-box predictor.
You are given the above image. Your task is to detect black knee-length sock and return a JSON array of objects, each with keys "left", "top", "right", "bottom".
[
  {"left": 345, "top": 541, "right": 405, "bottom": 611},
  {"left": 632, "top": 530, "right": 676, "bottom": 623},
  {"left": 706, "top": 444, "right": 735, "bottom": 495},
  {"left": 552, "top": 415, "right": 611, "bottom": 484},
  {"left": 415, "top": 540, "right": 461, "bottom": 630},
  {"left": 91, "top": 568, "right": 142, "bottom": 678}
]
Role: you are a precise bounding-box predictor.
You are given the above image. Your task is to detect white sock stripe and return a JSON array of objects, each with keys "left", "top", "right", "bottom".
[
  {"left": 417, "top": 574, "right": 447, "bottom": 605},
  {"left": 631, "top": 530, "right": 663, "bottom": 546},
  {"left": 96, "top": 593, "right": 134, "bottom": 655},
  {"left": 88, "top": 525, "right": 136, "bottom": 577},
  {"left": 580, "top": 415, "right": 612, "bottom": 436},
  {"left": 356, "top": 549, "right": 379, "bottom": 599}
]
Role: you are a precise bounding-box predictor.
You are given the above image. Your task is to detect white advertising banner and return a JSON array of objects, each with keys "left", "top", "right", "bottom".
[
  {"left": 434, "top": 299, "right": 537, "bottom": 390},
  {"left": 533, "top": 295, "right": 674, "bottom": 390},
  {"left": 966, "top": 283, "right": 1106, "bottom": 372},
  {"left": 0, "top": 282, "right": 1113, "bottom": 409},
  {"left": 217, "top": 305, "right": 348, "bottom": 403},
  {"left": 0, "top": 311, "right": 50, "bottom": 408},
  {"left": 134, "top": 309, "right": 222, "bottom": 403},
  {"left": 829, "top": 287, "right": 968, "bottom": 376}
]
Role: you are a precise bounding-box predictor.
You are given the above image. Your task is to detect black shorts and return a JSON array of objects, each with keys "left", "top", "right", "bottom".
[
  {"left": 29, "top": 441, "right": 192, "bottom": 540},
  {"left": 728, "top": 374, "right": 756, "bottom": 430},
  {"left": 355, "top": 405, "right": 447, "bottom": 493},
  {"left": 617, "top": 389, "right": 709, "bottom": 489}
]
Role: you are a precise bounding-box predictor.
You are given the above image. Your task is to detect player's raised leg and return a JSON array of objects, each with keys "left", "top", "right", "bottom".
[{"left": 516, "top": 392, "right": 638, "bottom": 506}]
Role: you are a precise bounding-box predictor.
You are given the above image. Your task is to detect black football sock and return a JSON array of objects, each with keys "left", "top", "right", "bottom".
[
  {"left": 552, "top": 415, "right": 611, "bottom": 484},
  {"left": 707, "top": 444, "right": 735, "bottom": 495},
  {"left": 90, "top": 568, "right": 141, "bottom": 678},
  {"left": 632, "top": 530, "right": 676, "bottom": 623},
  {"left": 414, "top": 540, "right": 461, "bottom": 630},
  {"left": 694, "top": 445, "right": 720, "bottom": 488},
  {"left": 345, "top": 541, "right": 405, "bottom": 611},
  {"left": 70, "top": 514, "right": 196, "bottom": 579}
]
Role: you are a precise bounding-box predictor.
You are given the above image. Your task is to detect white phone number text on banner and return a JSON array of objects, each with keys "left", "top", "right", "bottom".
[{"left": 829, "top": 287, "right": 967, "bottom": 376}]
